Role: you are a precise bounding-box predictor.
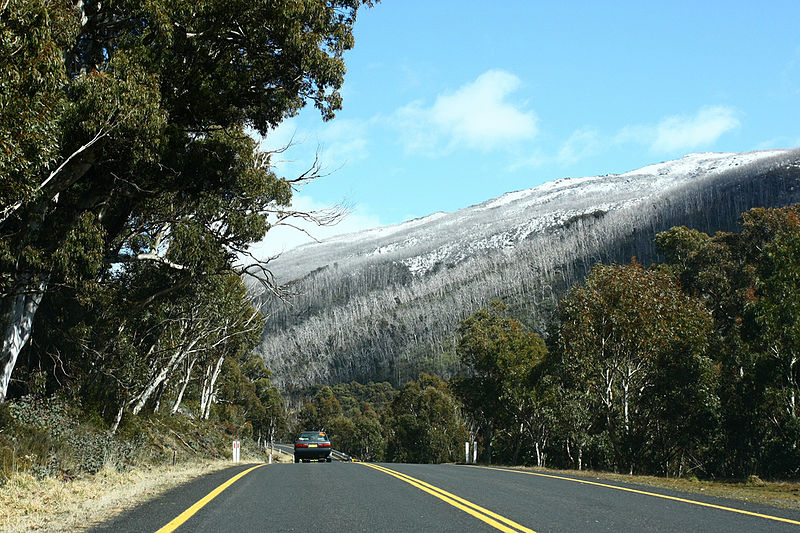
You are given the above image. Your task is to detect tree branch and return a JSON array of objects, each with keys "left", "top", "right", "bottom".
[{"left": 0, "top": 129, "right": 106, "bottom": 227}]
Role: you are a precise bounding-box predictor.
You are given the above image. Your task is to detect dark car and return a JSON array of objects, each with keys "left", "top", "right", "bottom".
[{"left": 294, "top": 431, "right": 332, "bottom": 462}]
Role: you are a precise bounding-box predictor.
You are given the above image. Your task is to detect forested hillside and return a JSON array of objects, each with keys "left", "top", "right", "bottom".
[
  {"left": 288, "top": 203, "right": 800, "bottom": 478},
  {"left": 254, "top": 149, "right": 800, "bottom": 392}
]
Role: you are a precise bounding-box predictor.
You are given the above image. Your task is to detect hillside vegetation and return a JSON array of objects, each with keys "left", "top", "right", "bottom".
[
  {"left": 283, "top": 204, "right": 800, "bottom": 479},
  {"left": 254, "top": 151, "right": 800, "bottom": 392}
]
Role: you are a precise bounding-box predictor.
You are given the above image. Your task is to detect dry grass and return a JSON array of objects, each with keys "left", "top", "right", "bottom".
[
  {"left": 515, "top": 466, "right": 800, "bottom": 510},
  {"left": 0, "top": 459, "right": 236, "bottom": 532},
  {"left": 0, "top": 444, "right": 297, "bottom": 533}
]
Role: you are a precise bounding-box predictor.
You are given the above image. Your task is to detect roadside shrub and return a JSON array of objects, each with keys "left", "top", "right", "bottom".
[{"left": 1, "top": 395, "right": 144, "bottom": 479}]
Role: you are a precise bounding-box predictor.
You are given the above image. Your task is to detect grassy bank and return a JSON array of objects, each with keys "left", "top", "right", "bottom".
[
  {"left": 1, "top": 460, "right": 233, "bottom": 532},
  {"left": 0, "top": 394, "right": 275, "bottom": 531}
]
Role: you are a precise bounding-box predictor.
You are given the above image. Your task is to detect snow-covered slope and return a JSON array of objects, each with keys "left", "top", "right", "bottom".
[
  {"left": 253, "top": 149, "right": 800, "bottom": 391},
  {"left": 268, "top": 150, "right": 792, "bottom": 282}
]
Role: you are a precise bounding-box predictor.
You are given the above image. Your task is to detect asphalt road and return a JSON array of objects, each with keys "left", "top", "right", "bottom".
[{"left": 90, "top": 462, "right": 800, "bottom": 532}]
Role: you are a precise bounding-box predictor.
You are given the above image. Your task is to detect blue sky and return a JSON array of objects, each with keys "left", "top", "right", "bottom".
[{"left": 250, "top": 0, "right": 800, "bottom": 257}]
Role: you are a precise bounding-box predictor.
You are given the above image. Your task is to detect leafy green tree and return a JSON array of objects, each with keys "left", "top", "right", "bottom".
[
  {"left": 331, "top": 381, "right": 396, "bottom": 417},
  {"left": 350, "top": 411, "right": 386, "bottom": 461},
  {"left": 295, "top": 401, "right": 322, "bottom": 434},
  {"left": 656, "top": 224, "right": 758, "bottom": 475},
  {"left": 257, "top": 383, "right": 289, "bottom": 443},
  {"left": 326, "top": 409, "right": 385, "bottom": 461},
  {"left": 453, "top": 301, "right": 547, "bottom": 464},
  {"left": 742, "top": 209, "right": 800, "bottom": 476},
  {"left": 0, "top": 0, "right": 374, "bottom": 401},
  {"left": 312, "top": 386, "right": 342, "bottom": 431},
  {"left": 326, "top": 415, "right": 356, "bottom": 454},
  {"left": 550, "top": 261, "right": 714, "bottom": 474},
  {"left": 386, "top": 373, "right": 467, "bottom": 464},
  {"left": 655, "top": 205, "right": 800, "bottom": 477}
]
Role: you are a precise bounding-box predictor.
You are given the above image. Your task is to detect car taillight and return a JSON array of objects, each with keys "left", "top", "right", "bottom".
[
  {"left": 319, "top": 442, "right": 331, "bottom": 448},
  {"left": 295, "top": 443, "right": 309, "bottom": 448}
]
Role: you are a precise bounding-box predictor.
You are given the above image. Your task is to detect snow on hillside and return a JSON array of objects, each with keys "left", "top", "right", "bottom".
[{"left": 264, "top": 149, "right": 792, "bottom": 283}]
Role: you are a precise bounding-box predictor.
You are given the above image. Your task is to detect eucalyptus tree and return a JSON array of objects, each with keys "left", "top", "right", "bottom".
[
  {"left": 0, "top": 0, "right": 373, "bottom": 401},
  {"left": 386, "top": 373, "right": 468, "bottom": 464},
  {"left": 654, "top": 205, "right": 800, "bottom": 476},
  {"left": 550, "top": 261, "right": 714, "bottom": 474},
  {"left": 453, "top": 301, "right": 548, "bottom": 465}
]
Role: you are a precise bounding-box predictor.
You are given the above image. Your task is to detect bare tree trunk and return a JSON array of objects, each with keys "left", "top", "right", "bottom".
[
  {"left": 131, "top": 338, "right": 198, "bottom": 415},
  {"left": 0, "top": 276, "right": 47, "bottom": 402},
  {"left": 200, "top": 355, "right": 225, "bottom": 420},
  {"left": 110, "top": 401, "right": 126, "bottom": 434},
  {"left": 171, "top": 357, "right": 197, "bottom": 414}
]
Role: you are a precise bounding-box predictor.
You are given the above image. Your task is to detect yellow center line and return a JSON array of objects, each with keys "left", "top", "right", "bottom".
[
  {"left": 360, "top": 463, "right": 536, "bottom": 533},
  {"left": 155, "top": 464, "right": 266, "bottom": 533},
  {"left": 467, "top": 465, "right": 800, "bottom": 526}
]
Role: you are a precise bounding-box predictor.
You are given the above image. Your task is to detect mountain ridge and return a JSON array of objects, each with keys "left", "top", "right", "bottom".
[{"left": 252, "top": 148, "right": 800, "bottom": 392}]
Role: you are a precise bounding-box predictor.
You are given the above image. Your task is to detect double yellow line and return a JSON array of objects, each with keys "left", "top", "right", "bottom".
[{"left": 359, "top": 463, "right": 535, "bottom": 533}]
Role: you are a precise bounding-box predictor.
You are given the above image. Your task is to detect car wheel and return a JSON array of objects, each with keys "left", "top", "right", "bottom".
[
  {"left": 326, "top": 457, "right": 332, "bottom": 463},
  {"left": 294, "top": 456, "right": 299, "bottom": 463}
]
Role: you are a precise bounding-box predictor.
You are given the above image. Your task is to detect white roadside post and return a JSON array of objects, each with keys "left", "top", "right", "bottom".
[
  {"left": 473, "top": 443, "right": 477, "bottom": 464},
  {"left": 232, "top": 440, "right": 240, "bottom": 463},
  {"left": 465, "top": 442, "right": 469, "bottom": 464}
]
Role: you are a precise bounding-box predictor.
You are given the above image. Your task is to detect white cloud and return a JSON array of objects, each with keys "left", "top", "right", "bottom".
[
  {"left": 245, "top": 195, "right": 382, "bottom": 260},
  {"left": 546, "top": 105, "right": 742, "bottom": 169},
  {"left": 316, "top": 119, "right": 370, "bottom": 170},
  {"left": 650, "top": 106, "right": 740, "bottom": 153},
  {"left": 558, "top": 128, "right": 601, "bottom": 165},
  {"left": 394, "top": 69, "right": 538, "bottom": 154}
]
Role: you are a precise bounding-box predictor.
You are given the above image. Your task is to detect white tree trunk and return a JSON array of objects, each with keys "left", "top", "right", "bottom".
[
  {"left": 171, "top": 356, "right": 197, "bottom": 414},
  {"left": 0, "top": 277, "right": 47, "bottom": 402},
  {"left": 110, "top": 401, "right": 126, "bottom": 434},
  {"left": 131, "top": 338, "right": 198, "bottom": 415},
  {"left": 200, "top": 355, "right": 225, "bottom": 420},
  {"left": 153, "top": 378, "right": 168, "bottom": 412}
]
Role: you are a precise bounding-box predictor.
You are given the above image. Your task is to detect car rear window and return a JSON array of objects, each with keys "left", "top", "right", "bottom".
[{"left": 298, "top": 432, "right": 328, "bottom": 442}]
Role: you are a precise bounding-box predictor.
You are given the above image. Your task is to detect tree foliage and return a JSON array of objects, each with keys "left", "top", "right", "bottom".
[
  {"left": 549, "top": 261, "right": 714, "bottom": 474},
  {"left": 0, "top": 0, "right": 373, "bottom": 443},
  {"left": 455, "top": 204, "right": 800, "bottom": 478},
  {"left": 453, "top": 301, "right": 547, "bottom": 465},
  {"left": 655, "top": 206, "right": 800, "bottom": 477},
  {"left": 385, "top": 373, "right": 467, "bottom": 464}
]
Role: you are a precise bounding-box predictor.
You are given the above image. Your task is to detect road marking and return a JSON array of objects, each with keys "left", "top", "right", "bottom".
[
  {"left": 468, "top": 465, "right": 800, "bottom": 526},
  {"left": 155, "top": 464, "right": 265, "bottom": 533},
  {"left": 360, "top": 463, "right": 536, "bottom": 533}
]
